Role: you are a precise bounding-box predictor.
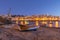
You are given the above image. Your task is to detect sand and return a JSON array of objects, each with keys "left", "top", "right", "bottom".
[{"left": 0, "top": 26, "right": 60, "bottom": 40}]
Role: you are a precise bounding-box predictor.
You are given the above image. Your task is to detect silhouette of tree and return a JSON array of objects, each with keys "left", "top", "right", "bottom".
[
  {"left": 0, "top": 16, "right": 12, "bottom": 24},
  {"left": 0, "top": 16, "right": 5, "bottom": 23}
]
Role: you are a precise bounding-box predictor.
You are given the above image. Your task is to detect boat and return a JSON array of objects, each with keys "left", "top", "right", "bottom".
[
  {"left": 18, "top": 24, "right": 39, "bottom": 31},
  {"left": 28, "top": 26, "right": 39, "bottom": 31}
]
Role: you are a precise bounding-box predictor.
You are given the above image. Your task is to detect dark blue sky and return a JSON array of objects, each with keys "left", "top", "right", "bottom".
[{"left": 0, "top": 0, "right": 60, "bottom": 16}]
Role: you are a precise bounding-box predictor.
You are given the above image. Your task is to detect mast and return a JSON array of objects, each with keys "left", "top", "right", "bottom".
[{"left": 7, "top": 8, "right": 11, "bottom": 17}]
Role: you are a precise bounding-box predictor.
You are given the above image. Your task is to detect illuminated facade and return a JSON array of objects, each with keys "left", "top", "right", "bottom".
[{"left": 11, "top": 15, "right": 60, "bottom": 28}]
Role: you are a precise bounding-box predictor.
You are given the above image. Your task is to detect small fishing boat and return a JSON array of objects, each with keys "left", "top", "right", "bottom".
[{"left": 18, "top": 24, "right": 39, "bottom": 31}]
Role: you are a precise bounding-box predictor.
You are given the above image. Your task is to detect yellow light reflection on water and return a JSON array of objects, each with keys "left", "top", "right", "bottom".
[
  {"left": 20, "top": 21, "right": 24, "bottom": 24},
  {"left": 55, "top": 21, "right": 58, "bottom": 28},
  {"left": 25, "top": 21, "right": 29, "bottom": 24},
  {"left": 49, "top": 24, "right": 52, "bottom": 27},
  {"left": 16, "top": 21, "right": 18, "bottom": 24},
  {"left": 42, "top": 21, "right": 47, "bottom": 24},
  {"left": 36, "top": 21, "right": 39, "bottom": 26}
]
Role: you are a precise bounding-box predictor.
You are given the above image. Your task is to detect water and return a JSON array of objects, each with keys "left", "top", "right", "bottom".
[
  {"left": 18, "top": 21, "right": 60, "bottom": 28},
  {"left": 28, "top": 21, "right": 60, "bottom": 27}
]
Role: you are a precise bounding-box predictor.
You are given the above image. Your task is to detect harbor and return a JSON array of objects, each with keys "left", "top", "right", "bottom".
[{"left": 0, "top": 0, "right": 60, "bottom": 40}]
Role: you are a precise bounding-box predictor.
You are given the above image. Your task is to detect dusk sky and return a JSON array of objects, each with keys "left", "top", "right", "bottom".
[{"left": 0, "top": 0, "right": 60, "bottom": 16}]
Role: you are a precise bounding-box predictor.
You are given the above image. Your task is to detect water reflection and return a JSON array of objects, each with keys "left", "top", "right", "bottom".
[{"left": 28, "top": 21, "right": 60, "bottom": 28}]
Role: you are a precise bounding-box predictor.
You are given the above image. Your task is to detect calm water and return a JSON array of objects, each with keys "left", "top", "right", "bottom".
[{"left": 28, "top": 21, "right": 60, "bottom": 27}]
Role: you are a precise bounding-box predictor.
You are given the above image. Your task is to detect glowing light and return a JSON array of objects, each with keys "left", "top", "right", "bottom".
[
  {"left": 36, "top": 18, "right": 39, "bottom": 20},
  {"left": 16, "top": 21, "right": 18, "bottom": 24},
  {"left": 49, "top": 24, "right": 52, "bottom": 27},
  {"left": 36, "top": 21, "right": 39, "bottom": 26},
  {"left": 55, "top": 21, "right": 58, "bottom": 28},
  {"left": 42, "top": 21, "right": 47, "bottom": 24},
  {"left": 20, "top": 21, "right": 24, "bottom": 24},
  {"left": 25, "top": 21, "right": 29, "bottom": 24}
]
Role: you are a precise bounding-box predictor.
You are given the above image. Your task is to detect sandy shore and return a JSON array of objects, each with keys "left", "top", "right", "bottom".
[{"left": 0, "top": 26, "right": 60, "bottom": 40}]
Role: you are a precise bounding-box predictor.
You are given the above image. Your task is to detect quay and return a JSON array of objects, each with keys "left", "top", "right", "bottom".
[{"left": 9, "top": 14, "right": 60, "bottom": 28}]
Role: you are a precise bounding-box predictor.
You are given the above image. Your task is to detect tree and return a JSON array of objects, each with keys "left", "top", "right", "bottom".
[
  {"left": 0, "top": 16, "right": 5, "bottom": 23},
  {"left": 0, "top": 16, "right": 12, "bottom": 24},
  {"left": 4, "top": 18, "right": 12, "bottom": 24}
]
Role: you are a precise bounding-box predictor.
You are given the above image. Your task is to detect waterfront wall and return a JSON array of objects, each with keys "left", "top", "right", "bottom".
[{"left": 11, "top": 16, "right": 60, "bottom": 28}]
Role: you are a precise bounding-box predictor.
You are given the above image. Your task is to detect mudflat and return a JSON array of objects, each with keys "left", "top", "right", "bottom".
[{"left": 0, "top": 27, "right": 60, "bottom": 40}]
